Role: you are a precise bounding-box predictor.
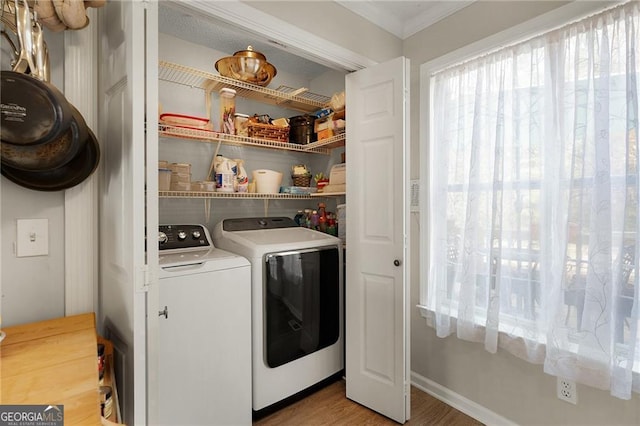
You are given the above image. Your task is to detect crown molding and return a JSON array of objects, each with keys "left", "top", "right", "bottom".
[
  {"left": 336, "top": 0, "right": 405, "bottom": 39},
  {"left": 403, "top": 2, "right": 474, "bottom": 39},
  {"left": 337, "top": 1, "right": 474, "bottom": 39}
]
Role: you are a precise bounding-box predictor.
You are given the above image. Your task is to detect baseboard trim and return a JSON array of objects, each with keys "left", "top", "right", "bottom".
[{"left": 411, "top": 371, "right": 517, "bottom": 426}]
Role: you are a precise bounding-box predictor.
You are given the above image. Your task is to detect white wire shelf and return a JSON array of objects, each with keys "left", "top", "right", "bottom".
[
  {"left": 305, "top": 135, "right": 346, "bottom": 150},
  {"left": 159, "top": 61, "right": 330, "bottom": 113},
  {"left": 159, "top": 191, "right": 314, "bottom": 199},
  {"left": 310, "top": 192, "right": 346, "bottom": 197},
  {"left": 159, "top": 124, "right": 344, "bottom": 155}
]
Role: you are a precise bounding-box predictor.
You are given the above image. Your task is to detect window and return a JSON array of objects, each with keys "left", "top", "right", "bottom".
[{"left": 421, "top": 1, "right": 639, "bottom": 399}]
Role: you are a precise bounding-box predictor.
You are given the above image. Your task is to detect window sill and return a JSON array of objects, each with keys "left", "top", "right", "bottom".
[{"left": 417, "top": 304, "right": 640, "bottom": 378}]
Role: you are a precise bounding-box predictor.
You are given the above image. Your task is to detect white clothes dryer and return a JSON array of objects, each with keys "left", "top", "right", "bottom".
[
  {"left": 213, "top": 217, "right": 344, "bottom": 413},
  {"left": 157, "top": 224, "right": 251, "bottom": 425}
]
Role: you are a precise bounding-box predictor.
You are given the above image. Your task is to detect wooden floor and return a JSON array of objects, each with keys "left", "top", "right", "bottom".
[{"left": 253, "top": 379, "right": 483, "bottom": 426}]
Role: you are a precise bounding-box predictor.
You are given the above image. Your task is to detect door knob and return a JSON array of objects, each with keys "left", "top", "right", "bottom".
[
  {"left": 394, "top": 259, "right": 401, "bottom": 266},
  {"left": 159, "top": 306, "right": 168, "bottom": 319}
]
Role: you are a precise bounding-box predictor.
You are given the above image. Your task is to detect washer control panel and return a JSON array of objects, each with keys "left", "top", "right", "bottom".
[
  {"left": 159, "top": 224, "right": 210, "bottom": 251},
  {"left": 222, "top": 217, "right": 297, "bottom": 232}
]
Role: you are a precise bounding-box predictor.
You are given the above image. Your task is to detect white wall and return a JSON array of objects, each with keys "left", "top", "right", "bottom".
[
  {"left": 405, "top": 1, "right": 640, "bottom": 424},
  {"left": 1, "top": 30, "right": 66, "bottom": 328}
]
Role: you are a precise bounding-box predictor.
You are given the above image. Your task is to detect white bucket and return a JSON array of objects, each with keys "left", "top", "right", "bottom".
[{"left": 252, "top": 169, "right": 283, "bottom": 194}]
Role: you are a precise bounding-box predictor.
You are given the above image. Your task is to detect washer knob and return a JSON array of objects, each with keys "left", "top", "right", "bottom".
[
  {"left": 192, "top": 230, "right": 201, "bottom": 239},
  {"left": 158, "top": 232, "right": 168, "bottom": 244},
  {"left": 177, "top": 231, "right": 187, "bottom": 241}
]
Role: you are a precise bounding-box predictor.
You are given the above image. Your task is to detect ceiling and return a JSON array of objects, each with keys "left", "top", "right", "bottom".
[
  {"left": 336, "top": 1, "right": 474, "bottom": 40},
  {"left": 158, "top": 1, "right": 474, "bottom": 80},
  {"left": 158, "top": 3, "right": 331, "bottom": 80}
]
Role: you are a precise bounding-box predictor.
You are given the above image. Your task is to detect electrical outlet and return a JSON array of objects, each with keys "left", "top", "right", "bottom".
[{"left": 557, "top": 377, "right": 578, "bottom": 404}]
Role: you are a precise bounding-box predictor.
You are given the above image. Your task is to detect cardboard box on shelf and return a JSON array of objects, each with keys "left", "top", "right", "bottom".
[{"left": 314, "top": 113, "right": 346, "bottom": 141}]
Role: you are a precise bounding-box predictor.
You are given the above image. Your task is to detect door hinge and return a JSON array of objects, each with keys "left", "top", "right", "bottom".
[{"left": 136, "top": 264, "right": 150, "bottom": 292}]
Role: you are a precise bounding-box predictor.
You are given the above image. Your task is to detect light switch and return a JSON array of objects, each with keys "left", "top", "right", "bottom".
[{"left": 16, "top": 219, "right": 49, "bottom": 257}]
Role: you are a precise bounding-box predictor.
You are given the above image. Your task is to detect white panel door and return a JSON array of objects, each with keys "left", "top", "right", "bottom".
[
  {"left": 345, "top": 57, "right": 410, "bottom": 424},
  {"left": 98, "top": 1, "right": 158, "bottom": 425}
]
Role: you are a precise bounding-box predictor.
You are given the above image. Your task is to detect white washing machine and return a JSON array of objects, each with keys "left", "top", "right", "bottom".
[
  {"left": 157, "top": 224, "right": 251, "bottom": 425},
  {"left": 213, "top": 217, "right": 344, "bottom": 413}
]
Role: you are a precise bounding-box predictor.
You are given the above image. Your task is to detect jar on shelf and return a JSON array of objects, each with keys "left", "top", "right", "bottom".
[
  {"left": 220, "top": 88, "right": 236, "bottom": 134},
  {"left": 97, "top": 344, "right": 105, "bottom": 384},
  {"left": 234, "top": 113, "right": 249, "bottom": 137},
  {"left": 100, "top": 386, "right": 113, "bottom": 418}
]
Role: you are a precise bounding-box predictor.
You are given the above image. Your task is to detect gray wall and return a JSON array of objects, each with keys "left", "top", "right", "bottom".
[
  {"left": 1, "top": 30, "right": 66, "bottom": 328},
  {"left": 404, "top": 1, "right": 640, "bottom": 425}
]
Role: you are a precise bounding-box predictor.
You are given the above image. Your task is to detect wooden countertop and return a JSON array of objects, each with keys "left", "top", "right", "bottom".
[{"left": 1, "top": 313, "right": 102, "bottom": 425}]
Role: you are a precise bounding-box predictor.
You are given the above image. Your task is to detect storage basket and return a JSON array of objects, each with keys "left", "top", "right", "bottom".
[
  {"left": 291, "top": 174, "right": 311, "bottom": 187},
  {"left": 248, "top": 122, "right": 290, "bottom": 143}
]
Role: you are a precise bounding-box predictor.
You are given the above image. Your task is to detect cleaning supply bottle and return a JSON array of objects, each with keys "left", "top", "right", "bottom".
[
  {"left": 234, "top": 159, "right": 249, "bottom": 192},
  {"left": 214, "top": 155, "right": 235, "bottom": 193},
  {"left": 317, "top": 202, "right": 327, "bottom": 233},
  {"left": 304, "top": 209, "right": 312, "bottom": 228},
  {"left": 327, "top": 214, "right": 337, "bottom": 236}
]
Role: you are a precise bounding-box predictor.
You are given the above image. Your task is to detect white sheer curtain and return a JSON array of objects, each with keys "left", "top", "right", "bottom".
[{"left": 428, "top": 1, "right": 639, "bottom": 399}]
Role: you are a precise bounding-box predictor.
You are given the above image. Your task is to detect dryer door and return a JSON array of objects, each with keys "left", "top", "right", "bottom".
[{"left": 264, "top": 246, "right": 340, "bottom": 368}]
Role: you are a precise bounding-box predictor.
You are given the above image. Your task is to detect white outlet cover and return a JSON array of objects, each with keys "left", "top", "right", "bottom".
[
  {"left": 16, "top": 219, "right": 49, "bottom": 257},
  {"left": 557, "top": 377, "right": 578, "bottom": 404}
]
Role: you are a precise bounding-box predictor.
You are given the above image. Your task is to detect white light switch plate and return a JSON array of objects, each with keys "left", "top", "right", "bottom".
[{"left": 16, "top": 219, "right": 49, "bottom": 257}]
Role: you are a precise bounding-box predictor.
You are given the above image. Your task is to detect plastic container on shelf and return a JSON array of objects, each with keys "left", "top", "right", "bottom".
[
  {"left": 170, "top": 181, "right": 191, "bottom": 191},
  {"left": 169, "top": 163, "right": 191, "bottom": 174},
  {"left": 192, "top": 181, "right": 216, "bottom": 192},
  {"left": 158, "top": 168, "right": 171, "bottom": 191},
  {"left": 234, "top": 113, "right": 249, "bottom": 137},
  {"left": 220, "top": 88, "right": 236, "bottom": 134},
  {"left": 171, "top": 172, "right": 191, "bottom": 184}
]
